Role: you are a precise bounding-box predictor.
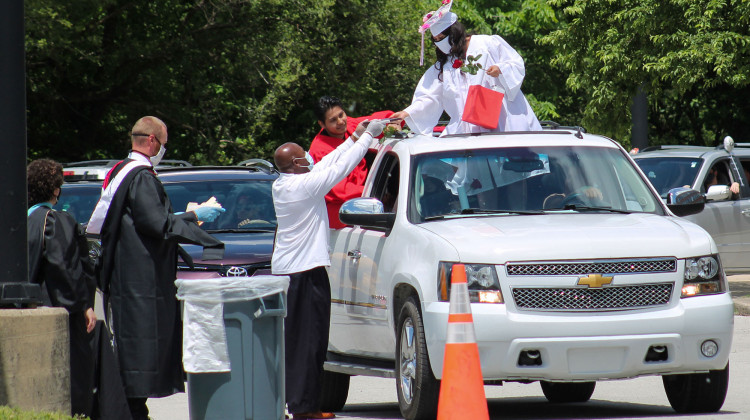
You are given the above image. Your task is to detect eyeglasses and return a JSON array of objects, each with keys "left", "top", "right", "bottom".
[{"left": 132, "top": 132, "right": 162, "bottom": 145}]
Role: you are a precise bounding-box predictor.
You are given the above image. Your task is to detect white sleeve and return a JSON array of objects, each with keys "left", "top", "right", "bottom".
[
  {"left": 403, "top": 65, "right": 444, "bottom": 135},
  {"left": 488, "top": 35, "right": 525, "bottom": 102},
  {"left": 313, "top": 137, "right": 355, "bottom": 170},
  {"left": 303, "top": 134, "right": 372, "bottom": 197}
]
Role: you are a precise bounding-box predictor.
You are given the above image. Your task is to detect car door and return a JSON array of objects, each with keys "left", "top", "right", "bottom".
[
  {"left": 328, "top": 153, "right": 400, "bottom": 358},
  {"left": 686, "top": 157, "right": 750, "bottom": 273}
]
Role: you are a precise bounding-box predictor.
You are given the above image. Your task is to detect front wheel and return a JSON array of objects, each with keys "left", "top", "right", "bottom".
[
  {"left": 395, "top": 296, "right": 440, "bottom": 420},
  {"left": 540, "top": 381, "right": 596, "bottom": 403},
  {"left": 663, "top": 363, "right": 729, "bottom": 413}
]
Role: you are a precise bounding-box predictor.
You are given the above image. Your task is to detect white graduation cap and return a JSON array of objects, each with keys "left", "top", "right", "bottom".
[{"left": 419, "top": 0, "right": 457, "bottom": 65}]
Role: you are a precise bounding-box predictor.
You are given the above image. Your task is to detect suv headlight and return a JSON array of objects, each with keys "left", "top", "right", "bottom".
[
  {"left": 438, "top": 262, "right": 503, "bottom": 303},
  {"left": 681, "top": 255, "right": 725, "bottom": 297}
]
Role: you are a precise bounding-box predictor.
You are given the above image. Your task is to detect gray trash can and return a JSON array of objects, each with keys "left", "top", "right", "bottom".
[{"left": 176, "top": 275, "right": 289, "bottom": 420}]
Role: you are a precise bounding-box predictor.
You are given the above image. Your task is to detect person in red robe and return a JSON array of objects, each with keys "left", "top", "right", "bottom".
[{"left": 309, "top": 96, "right": 394, "bottom": 228}]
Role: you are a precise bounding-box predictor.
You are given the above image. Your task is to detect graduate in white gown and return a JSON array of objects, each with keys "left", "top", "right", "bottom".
[{"left": 391, "top": 1, "right": 541, "bottom": 135}]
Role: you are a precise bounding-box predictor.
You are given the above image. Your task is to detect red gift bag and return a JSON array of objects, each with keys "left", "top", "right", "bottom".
[{"left": 461, "top": 85, "right": 504, "bottom": 129}]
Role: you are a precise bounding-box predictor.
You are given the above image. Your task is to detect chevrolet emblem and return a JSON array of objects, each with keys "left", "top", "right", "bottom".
[{"left": 577, "top": 274, "right": 613, "bottom": 288}]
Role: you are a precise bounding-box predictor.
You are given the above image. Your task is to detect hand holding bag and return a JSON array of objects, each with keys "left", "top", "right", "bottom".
[{"left": 461, "top": 69, "right": 504, "bottom": 129}]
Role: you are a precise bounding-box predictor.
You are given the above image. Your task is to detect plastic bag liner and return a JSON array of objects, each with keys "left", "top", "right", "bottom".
[{"left": 175, "top": 275, "right": 290, "bottom": 373}]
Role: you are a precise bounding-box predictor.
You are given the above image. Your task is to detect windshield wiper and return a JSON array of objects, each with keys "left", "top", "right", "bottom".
[
  {"left": 206, "top": 228, "right": 275, "bottom": 233},
  {"left": 460, "top": 208, "right": 544, "bottom": 215},
  {"left": 424, "top": 208, "right": 545, "bottom": 221},
  {"left": 561, "top": 204, "right": 633, "bottom": 214}
]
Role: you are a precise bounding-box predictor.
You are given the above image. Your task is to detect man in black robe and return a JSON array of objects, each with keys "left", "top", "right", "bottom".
[{"left": 88, "top": 116, "right": 225, "bottom": 420}]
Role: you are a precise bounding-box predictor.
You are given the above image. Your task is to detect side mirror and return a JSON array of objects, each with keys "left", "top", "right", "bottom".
[
  {"left": 339, "top": 198, "right": 395, "bottom": 230},
  {"left": 666, "top": 187, "right": 706, "bottom": 217},
  {"left": 705, "top": 184, "right": 731, "bottom": 202}
]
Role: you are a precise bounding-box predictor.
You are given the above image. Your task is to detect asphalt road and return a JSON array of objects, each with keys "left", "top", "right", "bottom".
[{"left": 148, "top": 275, "right": 750, "bottom": 420}]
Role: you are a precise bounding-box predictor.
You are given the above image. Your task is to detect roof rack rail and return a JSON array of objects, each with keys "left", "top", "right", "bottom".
[
  {"left": 540, "top": 120, "right": 586, "bottom": 135},
  {"left": 238, "top": 158, "right": 278, "bottom": 175},
  {"left": 156, "top": 159, "right": 192, "bottom": 167},
  {"left": 63, "top": 159, "right": 120, "bottom": 168}
]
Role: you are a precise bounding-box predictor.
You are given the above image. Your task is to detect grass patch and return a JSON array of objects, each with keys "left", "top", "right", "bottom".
[{"left": 0, "top": 406, "right": 88, "bottom": 420}]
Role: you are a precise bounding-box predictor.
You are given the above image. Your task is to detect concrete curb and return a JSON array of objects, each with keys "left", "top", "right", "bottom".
[
  {"left": 734, "top": 296, "right": 750, "bottom": 316},
  {"left": 728, "top": 275, "right": 750, "bottom": 316}
]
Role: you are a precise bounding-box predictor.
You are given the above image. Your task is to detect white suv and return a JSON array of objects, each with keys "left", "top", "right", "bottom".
[{"left": 320, "top": 129, "right": 733, "bottom": 420}]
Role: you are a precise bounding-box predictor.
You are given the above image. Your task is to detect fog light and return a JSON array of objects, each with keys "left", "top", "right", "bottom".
[
  {"left": 701, "top": 340, "right": 718, "bottom": 358},
  {"left": 645, "top": 345, "right": 669, "bottom": 362},
  {"left": 518, "top": 349, "right": 542, "bottom": 366}
]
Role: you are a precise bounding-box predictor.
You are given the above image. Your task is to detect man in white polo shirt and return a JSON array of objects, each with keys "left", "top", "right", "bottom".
[{"left": 272, "top": 119, "right": 385, "bottom": 420}]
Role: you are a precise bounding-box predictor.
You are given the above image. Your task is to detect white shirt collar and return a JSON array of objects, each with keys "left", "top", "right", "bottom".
[{"left": 128, "top": 151, "right": 153, "bottom": 166}]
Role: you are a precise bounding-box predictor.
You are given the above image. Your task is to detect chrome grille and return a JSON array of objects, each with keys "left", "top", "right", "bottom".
[
  {"left": 512, "top": 283, "right": 673, "bottom": 311},
  {"left": 506, "top": 259, "right": 676, "bottom": 276}
]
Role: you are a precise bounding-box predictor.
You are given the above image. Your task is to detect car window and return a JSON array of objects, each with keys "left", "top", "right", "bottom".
[
  {"left": 163, "top": 179, "right": 276, "bottom": 231},
  {"left": 55, "top": 184, "right": 103, "bottom": 224},
  {"left": 703, "top": 160, "right": 735, "bottom": 193},
  {"left": 635, "top": 157, "right": 703, "bottom": 197},
  {"left": 410, "top": 146, "right": 663, "bottom": 221},
  {"left": 369, "top": 153, "right": 400, "bottom": 213}
]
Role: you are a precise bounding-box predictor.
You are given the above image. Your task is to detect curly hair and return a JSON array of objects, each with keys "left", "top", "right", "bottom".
[{"left": 27, "top": 159, "right": 63, "bottom": 206}]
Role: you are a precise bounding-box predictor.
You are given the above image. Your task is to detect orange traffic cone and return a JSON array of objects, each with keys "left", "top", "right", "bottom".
[{"left": 437, "top": 264, "right": 489, "bottom": 420}]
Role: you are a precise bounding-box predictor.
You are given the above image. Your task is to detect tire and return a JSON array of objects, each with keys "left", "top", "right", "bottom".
[
  {"left": 319, "top": 370, "right": 350, "bottom": 412},
  {"left": 663, "top": 362, "right": 729, "bottom": 413},
  {"left": 540, "top": 381, "right": 596, "bottom": 403},
  {"left": 395, "top": 296, "right": 440, "bottom": 420}
]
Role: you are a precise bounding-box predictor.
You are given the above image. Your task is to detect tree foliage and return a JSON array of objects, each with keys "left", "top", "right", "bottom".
[
  {"left": 542, "top": 0, "right": 750, "bottom": 145},
  {"left": 26, "top": 0, "right": 430, "bottom": 164},
  {"left": 25, "top": 0, "right": 750, "bottom": 162}
]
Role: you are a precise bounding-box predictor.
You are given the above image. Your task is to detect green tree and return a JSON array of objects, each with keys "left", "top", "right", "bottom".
[
  {"left": 542, "top": 0, "right": 750, "bottom": 146},
  {"left": 25, "top": 0, "right": 430, "bottom": 164}
]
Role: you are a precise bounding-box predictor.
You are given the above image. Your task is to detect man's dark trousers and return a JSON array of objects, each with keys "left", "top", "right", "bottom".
[{"left": 285, "top": 266, "right": 331, "bottom": 414}]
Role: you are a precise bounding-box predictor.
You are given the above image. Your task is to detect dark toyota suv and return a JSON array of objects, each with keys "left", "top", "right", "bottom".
[
  {"left": 159, "top": 166, "right": 278, "bottom": 278},
  {"left": 57, "top": 163, "right": 278, "bottom": 279}
]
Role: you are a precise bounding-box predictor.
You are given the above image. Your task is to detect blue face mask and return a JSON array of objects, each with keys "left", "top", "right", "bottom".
[{"left": 295, "top": 151, "right": 314, "bottom": 171}]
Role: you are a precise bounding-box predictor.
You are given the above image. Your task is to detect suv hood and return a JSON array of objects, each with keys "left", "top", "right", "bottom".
[{"left": 417, "top": 213, "right": 714, "bottom": 263}]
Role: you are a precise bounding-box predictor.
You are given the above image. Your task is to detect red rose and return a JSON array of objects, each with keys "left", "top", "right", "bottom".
[{"left": 452, "top": 60, "right": 463, "bottom": 69}]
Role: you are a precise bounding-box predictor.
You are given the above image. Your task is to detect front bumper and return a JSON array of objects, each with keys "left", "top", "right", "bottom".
[{"left": 423, "top": 292, "right": 734, "bottom": 380}]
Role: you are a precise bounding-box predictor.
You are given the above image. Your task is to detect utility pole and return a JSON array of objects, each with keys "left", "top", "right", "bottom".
[
  {"left": 0, "top": 0, "right": 41, "bottom": 304},
  {"left": 631, "top": 84, "right": 649, "bottom": 152}
]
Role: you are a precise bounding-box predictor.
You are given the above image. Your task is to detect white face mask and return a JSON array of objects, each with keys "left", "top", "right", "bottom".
[
  {"left": 435, "top": 36, "right": 451, "bottom": 55},
  {"left": 294, "top": 151, "right": 314, "bottom": 171},
  {"left": 150, "top": 144, "right": 166, "bottom": 166}
]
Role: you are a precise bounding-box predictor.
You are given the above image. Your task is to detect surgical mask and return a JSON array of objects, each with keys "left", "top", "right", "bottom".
[
  {"left": 150, "top": 144, "right": 166, "bottom": 166},
  {"left": 435, "top": 36, "right": 451, "bottom": 55},
  {"left": 295, "top": 151, "right": 314, "bottom": 171}
]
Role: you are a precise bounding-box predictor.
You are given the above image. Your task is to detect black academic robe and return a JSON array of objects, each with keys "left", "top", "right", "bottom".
[
  {"left": 99, "top": 165, "right": 223, "bottom": 399},
  {"left": 28, "top": 207, "right": 96, "bottom": 416}
]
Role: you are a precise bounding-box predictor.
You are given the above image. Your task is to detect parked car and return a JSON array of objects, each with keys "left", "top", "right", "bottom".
[
  {"left": 321, "top": 129, "right": 732, "bottom": 419},
  {"left": 57, "top": 164, "right": 278, "bottom": 278},
  {"left": 158, "top": 166, "right": 277, "bottom": 278},
  {"left": 632, "top": 142, "right": 750, "bottom": 274},
  {"left": 62, "top": 159, "right": 192, "bottom": 182}
]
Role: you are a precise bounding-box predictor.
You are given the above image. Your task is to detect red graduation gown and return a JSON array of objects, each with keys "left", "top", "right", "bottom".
[{"left": 309, "top": 110, "right": 393, "bottom": 229}]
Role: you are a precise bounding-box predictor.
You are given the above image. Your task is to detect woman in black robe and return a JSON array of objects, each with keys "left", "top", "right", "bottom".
[{"left": 27, "top": 159, "right": 97, "bottom": 417}]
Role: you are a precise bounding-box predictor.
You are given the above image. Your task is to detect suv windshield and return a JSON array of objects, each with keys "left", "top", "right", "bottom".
[
  {"left": 163, "top": 179, "right": 277, "bottom": 231},
  {"left": 635, "top": 157, "right": 703, "bottom": 197},
  {"left": 410, "top": 146, "right": 663, "bottom": 221}
]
